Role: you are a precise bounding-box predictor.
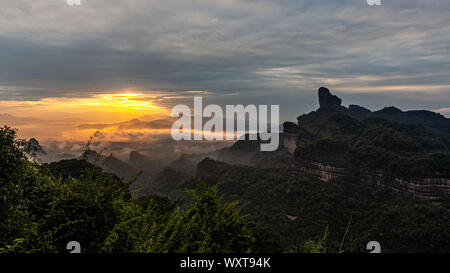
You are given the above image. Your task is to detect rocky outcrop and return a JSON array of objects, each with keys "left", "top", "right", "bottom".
[
  {"left": 26, "top": 138, "right": 45, "bottom": 154},
  {"left": 286, "top": 87, "right": 450, "bottom": 202},
  {"left": 297, "top": 87, "right": 450, "bottom": 137},
  {"left": 295, "top": 161, "right": 349, "bottom": 182},
  {"left": 282, "top": 122, "right": 300, "bottom": 153},
  {"left": 393, "top": 177, "right": 450, "bottom": 202},
  {"left": 291, "top": 160, "right": 450, "bottom": 203},
  {"left": 361, "top": 172, "right": 450, "bottom": 203},
  {"left": 318, "top": 87, "right": 342, "bottom": 108}
]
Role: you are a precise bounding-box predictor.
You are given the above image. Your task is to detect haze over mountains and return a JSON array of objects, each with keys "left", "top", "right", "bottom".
[
  {"left": 2, "top": 85, "right": 449, "bottom": 252},
  {"left": 2, "top": 84, "right": 449, "bottom": 165},
  {"left": 33, "top": 87, "right": 450, "bottom": 252},
  {"left": 2, "top": 0, "right": 450, "bottom": 254},
  {"left": 21, "top": 87, "right": 448, "bottom": 202}
]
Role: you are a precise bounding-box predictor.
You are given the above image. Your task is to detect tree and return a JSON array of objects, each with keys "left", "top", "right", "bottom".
[
  {"left": 143, "top": 183, "right": 255, "bottom": 253},
  {"left": 104, "top": 182, "right": 256, "bottom": 253},
  {"left": 0, "top": 126, "right": 43, "bottom": 252}
]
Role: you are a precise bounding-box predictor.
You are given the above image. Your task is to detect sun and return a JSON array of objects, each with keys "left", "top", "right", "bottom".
[
  {"left": 100, "top": 93, "right": 161, "bottom": 111},
  {"left": 0, "top": 90, "right": 170, "bottom": 123}
]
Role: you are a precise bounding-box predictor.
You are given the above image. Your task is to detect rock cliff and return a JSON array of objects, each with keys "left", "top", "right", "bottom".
[{"left": 283, "top": 87, "right": 450, "bottom": 203}]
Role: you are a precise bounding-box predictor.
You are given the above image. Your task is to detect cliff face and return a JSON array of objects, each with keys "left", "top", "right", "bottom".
[
  {"left": 282, "top": 122, "right": 300, "bottom": 153},
  {"left": 290, "top": 161, "right": 348, "bottom": 182},
  {"left": 392, "top": 177, "right": 450, "bottom": 202},
  {"left": 284, "top": 87, "right": 450, "bottom": 203},
  {"left": 291, "top": 159, "right": 450, "bottom": 203}
]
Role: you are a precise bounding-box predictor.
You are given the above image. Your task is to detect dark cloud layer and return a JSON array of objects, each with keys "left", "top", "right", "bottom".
[{"left": 1, "top": 0, "right": 450, "bottom": 119}]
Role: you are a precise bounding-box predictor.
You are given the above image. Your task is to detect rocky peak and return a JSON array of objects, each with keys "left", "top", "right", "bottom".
[
  {"left": 318, "top": 87, "right": 342, "bottom": 108},
  {"left": 26, "top": 138, "right": 45, "bottom": 157},
  {"left": 28, "top": 138, "right": 41, "bottom": 148},
  {"left": 129, "top": 151, "right": 146, "bottom": 162}
]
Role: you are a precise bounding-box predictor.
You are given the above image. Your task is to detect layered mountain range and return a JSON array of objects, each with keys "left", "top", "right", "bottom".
[{"left": 41, "top": 87, "right": 450, "bottom": 252}]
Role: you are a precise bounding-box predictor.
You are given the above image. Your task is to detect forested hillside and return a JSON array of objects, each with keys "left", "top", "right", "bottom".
[{"left": 0, "top": 126, "right": 268, "bottom": 253}]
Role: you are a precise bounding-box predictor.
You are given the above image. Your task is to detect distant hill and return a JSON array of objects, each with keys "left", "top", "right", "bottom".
[{"left": 0, "top": 113, "right": 43, "bottom": 125}]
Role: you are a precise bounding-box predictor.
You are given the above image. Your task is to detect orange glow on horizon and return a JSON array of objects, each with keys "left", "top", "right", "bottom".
[
  {"left": 0, "top": 91, "right": 170, "bottom": 121},
  {"left": 0, "top": 91, "right": 173, "bottom": 142}
]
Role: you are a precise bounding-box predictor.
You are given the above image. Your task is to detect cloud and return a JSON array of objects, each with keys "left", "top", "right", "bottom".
[
  {"left": 0, "top": 0, "right": 449, "bottom": 121},
  {"left": 435, "top": 107, "right": 450, "bottom": 115}
]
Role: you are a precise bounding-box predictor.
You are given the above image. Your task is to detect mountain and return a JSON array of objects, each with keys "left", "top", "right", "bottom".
[
  {"left": 82, "top": 150, "right": 141, "bottom": 182},
  {"left": 188, "top": 158, "right": 450, "bottom": 252},
  {"left": 284, "top": 88, "right": 450, "bottom": 203},
  {"left": 128, "top": 151, "right": 168, "bottom": 176},
  {"left": 72, "top": 87, "right": 450, "bottom": 204},
  {"left": 174, "top": 89, "right": 450, "bottom": 251},
  {"left": 37, "top": 86, "right": 450, "bottom": 252},
  {"left": 297, "top": 87, "right": 450, "bottom": 137},
  {"left": 0, "top": 113, "right": 43, "bottom": 126},
  {"left": 170, "top": 151, "right": 220, "bottom": 175},
  {"left": 182, "top": 87, "right": 450, "bottom": 203},
  {"left": 136, "top": 167, "right": 192, "bottom": 198}
]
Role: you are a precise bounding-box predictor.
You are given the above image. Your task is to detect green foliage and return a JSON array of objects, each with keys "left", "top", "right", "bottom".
[
  {"left": 295, "top": 116, "right": 450, "bottom": 178},
  {"left": 303, "top": 226, "right": 329, "bottom": 253},
  {"left": 102, "top": 195, "right": 175, "bottom": 253},
  {"left": 0, "top": 126, "right": 48, "bottom": 252},
  {"left": 103, "top": 182, "right": 257, "bottom": 253},
  {"left": 2, "top": 121, "right": 450, "bottom": 254},
  {"left": 0, "top": 126, "right": 260, "bottom": 253},
  {"left": 193, "top": 158, "right": 450, "bottom": 253},
  {"left": 134, "top": 166, "right": 191, "bottom": 198},
  {"left": 152, "top": 183, "right": 254, "bottom": 253}
]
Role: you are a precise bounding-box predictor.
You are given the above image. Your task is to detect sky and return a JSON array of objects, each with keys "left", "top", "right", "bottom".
[{"left": 1, "top": 0, "right": 450, "bottom": 156}]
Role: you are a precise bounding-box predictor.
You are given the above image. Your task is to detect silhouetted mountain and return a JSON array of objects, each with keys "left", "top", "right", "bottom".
[
  {"left": 170, "top": 151, "right": 220, "bottom": 175},
  {"left": 0, "top": 113, "right": 43, "bottom": 125},
  {"left": 26, "top": 138, "right": 45, "bottom": 156},
  {"left": 128, "top": 151, "right": 168, "bottom": 175},
  {"left": 318, "top": 86, "right": 344, "bottom": 109},
  {"left": 82, "top": 150, "right": 140, "bottom": 181},
  {"left": 47, "top": 153, "right": 76, "bottom": 162},
  {"left": 216, "top": 134, "right": 290, "bottom": 167},
  {"left": 298, "top": 87, "right": 450, "bottom": 137},
  {"left": 43, "top": 159, "right": 101, "bottom": 181}
]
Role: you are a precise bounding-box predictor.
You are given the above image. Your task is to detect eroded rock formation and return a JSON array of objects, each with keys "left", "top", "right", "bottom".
[
  {"left": 318, "top": 87, "right": 342, "bottom": 108},
  {"left": 283, "top": 86, "right": 450, "bottom": 203}
]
